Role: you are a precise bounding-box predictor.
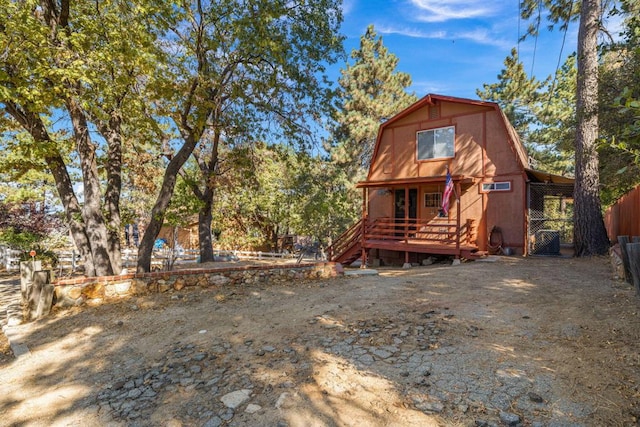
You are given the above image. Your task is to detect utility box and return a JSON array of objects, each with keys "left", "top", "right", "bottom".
[{"left": 533, "top": 230, "right": 561, "bottom": 255}]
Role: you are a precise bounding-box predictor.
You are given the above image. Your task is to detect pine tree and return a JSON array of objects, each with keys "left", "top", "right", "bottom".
[
  {"left": 332, "top": 25, "right": 417, "bottom": 179},
  {"left": 521, "top": 0, "right": 610, "bottom": 255},
  {"left": 477, "top": 48, "right": 546, "bottom": 139}
]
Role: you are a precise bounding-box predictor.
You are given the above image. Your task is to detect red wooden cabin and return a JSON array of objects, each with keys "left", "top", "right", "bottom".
[{"left": 329, "top": 94, "right": 574, "bottom": 266}]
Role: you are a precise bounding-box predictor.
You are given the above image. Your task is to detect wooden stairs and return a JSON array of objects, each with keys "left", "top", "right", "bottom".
[{"left": 328, "top": 219, "right": 364, "bottom": 266}]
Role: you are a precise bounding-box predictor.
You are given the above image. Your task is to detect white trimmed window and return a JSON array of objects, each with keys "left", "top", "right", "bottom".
[
  {"left": 417, "top": 126, "right": 455, "bottom": 160},
  {"left": 482, "top": 182, "right": 511, "bottom": 192},
  {"left": 424, "top": 192, "right": 441, "bottom": 208}
]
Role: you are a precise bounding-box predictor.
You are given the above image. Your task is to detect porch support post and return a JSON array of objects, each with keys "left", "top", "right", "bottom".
[
  {"left": 403, "top": 186, "right": 411, "bottom": 268},
  {"left": 455, "top": 182, "right": 461, "bottom": 258},
  {"left": 404, "top": 186, "right": 409, "bottom": 244},
  {"left": 360, "top": 187, "right": 367, "bottom": 268}
]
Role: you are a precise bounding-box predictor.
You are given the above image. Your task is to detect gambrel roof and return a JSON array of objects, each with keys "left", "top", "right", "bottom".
[{"left": 367, "top": 93, "right": 530, "bottom": 181}]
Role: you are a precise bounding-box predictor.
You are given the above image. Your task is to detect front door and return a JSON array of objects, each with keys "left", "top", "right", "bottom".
[
  {"left": 395, "top": 189, "right": 417, "bottom": 237},
  {"left": 394, "top": 189, "right": 417, "bottom": 220}
]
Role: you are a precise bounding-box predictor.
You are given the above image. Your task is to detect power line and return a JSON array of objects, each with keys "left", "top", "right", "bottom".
[
  {"left": 530, "top": 1, "right": 542, "bottom": 77},
  {"left": 544, "top": 0, "right": 574, "bottom": 117},
  {"left": 517, "top": 1, "right": 521, "bottom": 59}
]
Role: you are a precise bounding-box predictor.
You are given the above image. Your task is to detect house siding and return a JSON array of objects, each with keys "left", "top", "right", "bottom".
[{"left": 363, "top": 95, "right": 530, "bottom": 259}]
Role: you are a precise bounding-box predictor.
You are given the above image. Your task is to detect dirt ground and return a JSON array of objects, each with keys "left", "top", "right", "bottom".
[{"left": 0, "top": 256, "right": 639, "bottom": 427}]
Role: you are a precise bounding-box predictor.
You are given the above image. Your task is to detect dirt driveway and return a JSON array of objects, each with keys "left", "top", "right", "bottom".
[{"left": 0, "top": 256, "right": 639, "bottom": 427}]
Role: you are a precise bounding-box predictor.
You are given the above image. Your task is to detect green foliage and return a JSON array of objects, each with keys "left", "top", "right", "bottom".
[
  {"left": 192, "top": 142, "right": 357, "bottom": 251},
  {"left": 528, "top": 54, "right": 577, "bottom": 175},
  {"left": 477, "top": 48, "right": 548, "bottom": 138},
  {"left": 598, "top": 0, "right": 640, "bottom": 206},
  {"left": 331, "top": 25, "right": 417, "bottom": 178},
  {"left": 0, "top": 199, "right": 68, "bottom": 269},
  {"left": 477, "top": 47, "right": 575, "bottom": 175}
]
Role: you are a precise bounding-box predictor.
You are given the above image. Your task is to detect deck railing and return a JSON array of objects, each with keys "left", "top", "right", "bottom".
[
  {"left": 366, "top": 217, "right": 475, "bottom": 247},
  {"left": 328, "top": 217, "right": 477, "bottom": 262}
]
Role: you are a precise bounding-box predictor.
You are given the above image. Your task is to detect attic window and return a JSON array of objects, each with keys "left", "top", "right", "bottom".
[
  {"left": 417, "top": 126, "right": 455, "bottom": 160},
  {"left": 482, "top": 182, "right": 511, "bottom": 192}
]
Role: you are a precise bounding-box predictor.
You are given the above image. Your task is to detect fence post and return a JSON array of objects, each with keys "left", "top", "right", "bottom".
[
  {"left": 626, "top": 242, "right": 640, "bottom": 296},
  {"left": 20, "top": 260, "right": 42, "bottom": 301},
  {"left": 618, "top": 236, "right": 632, "bottom": 283}
]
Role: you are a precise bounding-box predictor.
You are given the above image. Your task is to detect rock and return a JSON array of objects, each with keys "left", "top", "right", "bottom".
[
  {"left": 358, "top": 354, "right": 375, "bottom": 365},
  {"left": 275, "top": 392, "right": 293, "bottom": 409},
  {"left": 174, "top": 279, "right": 185, "bottom": 291},
  {"left": 499, "top": 411, "right": 521, "bottom": 426},
  {"left": 82, "top": 283, "right": 104, "bottom": 299},
  {"left": 67, "top": 287, "right": 82, "bottom": 300},
  {"left": 371, "top": 348, "right": 393, "bottom": 359},
  {"left": 416, "top": 401, "right": 444, "bottom": 413},
  {"left": 127, "top": 388, "right": 142, "bottom": 399},
  {"left": 220, "top": 408, "right": 234, "bottom": 421},
  {"left": 113, "top": 281, "right": 132, "bottom": 294},
  {"left": 422, "top": 257, "right": 435, "bottom": 266},
  {"left": 220, "top": 389, "right": 252, "bottom": 409},
  {"left": 245, "top": 403, "right": 262, "bottom": 414},
  {"left": 528, "top": 392, "right": 544, "bottom": 403},
  {"left": 202, "top": 416, "right": 222, "bottom": 427}
]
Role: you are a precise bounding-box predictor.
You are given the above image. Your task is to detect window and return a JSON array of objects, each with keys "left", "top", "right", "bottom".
[
  {"left": 417, "top": 126, "right": 455, "bottom": 160},
  {"left": 424, "top": 192, "right": 441, "bottom": 208},
  {"left": 482, "top": 182, "right": 511, "bottom": 192}
]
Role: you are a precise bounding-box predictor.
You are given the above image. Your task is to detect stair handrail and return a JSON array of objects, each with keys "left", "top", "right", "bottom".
[{"left": 328, "top": 218, "right": 364, "bottom": 261}]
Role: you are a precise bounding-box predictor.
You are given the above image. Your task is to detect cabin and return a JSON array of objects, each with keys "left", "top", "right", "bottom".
[{"left": 329, "top": 94, "right": 574, "bottom": 266}]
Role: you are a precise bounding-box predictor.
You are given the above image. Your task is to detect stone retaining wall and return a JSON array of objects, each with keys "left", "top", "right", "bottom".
[{"left": 53, "top": 262, "right": 341, "bottom": 308}]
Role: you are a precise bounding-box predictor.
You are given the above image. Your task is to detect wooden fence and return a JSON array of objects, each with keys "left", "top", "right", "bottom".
[
  {"left": 55, "top": 248, "right": 297, "bottom": 275},
  {"left": 2, "top": 246, "right": 298, "bottom": 274},
  {"left": 604, "top": 185, "right": 640, "bottom": 242},
  {"left": 0, "top": 246, "right": 22, "bottom": 271}
]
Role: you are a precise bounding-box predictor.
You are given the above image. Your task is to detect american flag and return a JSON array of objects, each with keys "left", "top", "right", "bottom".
[{"left": 441, "top": 170, "right": 454, "bottom": 215}]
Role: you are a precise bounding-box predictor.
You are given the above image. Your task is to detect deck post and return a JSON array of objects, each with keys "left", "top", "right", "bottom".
[
  {"left": 455, "top": 182, "right": 461, "bottom": 258},
  {"left": 361, "top": 187, "right": 367, "bottom": 268},
  {"left": 404, "top": 186, "right": 409, "bottom": 244}
]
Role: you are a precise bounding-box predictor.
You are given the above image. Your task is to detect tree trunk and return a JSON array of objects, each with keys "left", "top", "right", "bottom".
[
  {"left": 3, "top": 102, "right": 97, "bottom": 276},
  {"left": 198, "top": 192, "right": 215, "bottom": 263},
  {"left": 193, "top": 128, "right": 221, "bottom": 264},
  {"left": 67, "top": 98, "right": 114, "bottom": 275},
  {"left": 573, "top": 0, "right": 610, "bottom": 256},
  {"left": 99, "top": 114, "right": 124, "bottom": 274},
  {"left": 137, "top": 133, "right": 201, "bottom": 273},
  {"left": 46, "top": 154, "right": 97, "bottom": 276}
]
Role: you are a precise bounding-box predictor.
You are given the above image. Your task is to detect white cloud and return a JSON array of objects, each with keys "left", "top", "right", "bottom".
[
  {"left": 411, "top": 80, "right": 451, "bottom": 95},
  {"left": 407, "top": 0, "right": 499, "bottom": 22},
  {"left": 377, "top": 24, "right": 511, "bottom": 48},
  {"left": 341, "top": 0, "right": 356, "bottom": 16},
  {"left": 377, "top": 25, "right": 446, "bottom": 39}
]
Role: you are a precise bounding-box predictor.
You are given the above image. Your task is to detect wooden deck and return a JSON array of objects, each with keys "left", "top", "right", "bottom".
[
  {"left": 363, "top": 239, "right": 478, "bottom": 256},
  {"left": 329, "top": 217, "right": 481, "bottom": 265}
]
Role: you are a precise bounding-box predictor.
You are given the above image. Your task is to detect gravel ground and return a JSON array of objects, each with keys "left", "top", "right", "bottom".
[{"left": 0, "top": 256, "right": 639, "bottom": 426}]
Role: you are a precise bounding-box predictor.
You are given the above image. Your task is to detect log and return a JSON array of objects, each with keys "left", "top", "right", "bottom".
[
  {"left": 618, "top": 236, "right": 632, "bottom": 283},
  {"left": 626, "top": 243, "right": 640, "bottom": 297}
]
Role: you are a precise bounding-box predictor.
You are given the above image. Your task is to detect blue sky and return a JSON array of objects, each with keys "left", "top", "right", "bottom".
[{"left": 332, "top": 0, "right": 587, "bottom": 100}]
